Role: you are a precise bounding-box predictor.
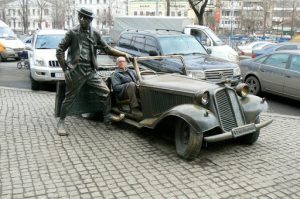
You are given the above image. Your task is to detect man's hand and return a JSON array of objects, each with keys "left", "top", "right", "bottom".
[{"left": 64, "top": 69, "right": 72, "bottom": 82}]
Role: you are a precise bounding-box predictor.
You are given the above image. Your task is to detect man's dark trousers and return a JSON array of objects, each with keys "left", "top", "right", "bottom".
[
  {"left": 59, "top": 64, "right": 110, "bottom": 120},
  {"left": 121, "top": 82, "right": 139, "bottom": 109}
]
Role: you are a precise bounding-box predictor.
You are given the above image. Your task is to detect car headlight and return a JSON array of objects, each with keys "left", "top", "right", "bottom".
[
  {"left": 235, "top": 83, "right": 249, "bottom": 97},
  {"left": 195, "top": 91, "right": 210, "bottom": 105},
  {"left": 233, "top": 67, "right": 241, "bottom": 76},
  {"left": 186, "top": 70, "right": 205, "bottom": 79},
  {"left": 33, "top": 58, "right": 46, "bottom": 66},
  {"left": 228, "top": 53, "right": 238, "bottom": 62}
]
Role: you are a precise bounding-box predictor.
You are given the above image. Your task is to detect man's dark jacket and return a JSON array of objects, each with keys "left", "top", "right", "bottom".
[
  {"left": 56, "top": 25, "right": 120, "bottom": 71},
  {"left": 111, "top": 68, "right": 138, "bottom": 99}
]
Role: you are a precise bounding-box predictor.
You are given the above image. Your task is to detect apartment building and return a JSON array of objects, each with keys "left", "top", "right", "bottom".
[{"left": 0, "top": 0, "right": 128, "bottom": 35}]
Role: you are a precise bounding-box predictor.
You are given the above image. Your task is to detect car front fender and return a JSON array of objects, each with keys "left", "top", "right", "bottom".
[
  {"left": 240, "top": 94, "right": 268, "bottom": 123},
  {"left": 142, "top": 104, "right": 220, "bottom": 133}
]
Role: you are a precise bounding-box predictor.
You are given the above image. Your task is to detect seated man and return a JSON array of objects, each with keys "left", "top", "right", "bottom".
[{"left": 111, "top": 56, "right": 143, "bottom": 119}]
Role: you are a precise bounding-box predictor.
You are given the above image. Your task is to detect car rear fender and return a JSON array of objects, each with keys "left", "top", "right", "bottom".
[
  {"left": 148, "top": 104, "right": 220, "bottom": 133},
  {"left": 239, "top": 95, "right": 268, "bottom": 123}
]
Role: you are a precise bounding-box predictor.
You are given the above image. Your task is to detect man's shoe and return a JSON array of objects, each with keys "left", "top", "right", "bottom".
[
  {"left": 131, "top": 108, "right": 143, "bottom": 120},
  {"left": 57, "top": 120, "right": 69, "bottom": 136},
  {"left": 103, "top": 113, "right": 125, "bottom": 124}
]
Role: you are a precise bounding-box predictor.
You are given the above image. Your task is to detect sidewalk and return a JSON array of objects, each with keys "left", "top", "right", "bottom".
[{"left": 0, "top": 87, "right": 300, "bottom": 198}]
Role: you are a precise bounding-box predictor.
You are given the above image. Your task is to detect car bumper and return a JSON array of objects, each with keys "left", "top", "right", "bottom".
[
  {"left": 204, "top": 119, "right": 273, "bottom": 142},
  {"left": 0, "top": 50, "right": 20, "bottom": 59},
  {"left": 31, "top": 66, "right": 64, "bottom": 82}
]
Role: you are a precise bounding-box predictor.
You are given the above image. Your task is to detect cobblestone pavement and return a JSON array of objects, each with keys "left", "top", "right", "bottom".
[{"left": 0, "top": 87, "right": 300, "bottom": 199}]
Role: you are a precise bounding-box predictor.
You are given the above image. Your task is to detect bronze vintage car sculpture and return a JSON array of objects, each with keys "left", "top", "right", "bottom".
[{"left": 55, "top": 55, "right": 272, "bottom": 160}]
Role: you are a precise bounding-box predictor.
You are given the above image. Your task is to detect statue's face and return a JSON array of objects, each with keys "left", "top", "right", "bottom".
[{"left": 78, "top": 13, "right": 92, "bottom": 30}]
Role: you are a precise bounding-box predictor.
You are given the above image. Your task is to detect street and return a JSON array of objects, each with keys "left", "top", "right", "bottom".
[{"left": 1, "top": 60, "right": 300, "bottom": 117}]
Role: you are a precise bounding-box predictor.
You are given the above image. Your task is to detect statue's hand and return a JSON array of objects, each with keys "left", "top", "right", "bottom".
[
  {"left": 125, "top": 54, "right": 134, "bottom": 62},
  {"left": 64, "top": 70, "right": 72, "bottom": 82}
]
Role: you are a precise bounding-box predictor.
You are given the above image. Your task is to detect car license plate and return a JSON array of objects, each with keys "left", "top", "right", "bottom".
[
  {"left": 97, "top": 71, "right": 114, "bottom": 77},
  {"left": 55, "top": 73, "right": 64, "bottom": 78},
  {"left": 232, "top": 124, "right": 256, "bottom": 138}
]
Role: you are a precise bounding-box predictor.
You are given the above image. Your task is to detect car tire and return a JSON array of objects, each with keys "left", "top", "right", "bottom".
[
  {"left": 0, "top": 55, "right": 6, "bottom": 62},
  {"left": 175, "top": 120, "right": 203, "bottom": 161},
  {"left": 238, "top": 116, "right": 260, "bottom": 145},
  {"left": 30, "top": 75, "right": 40, "bottom": 90},
  {"left": 245, "top": 76, "right": 261, "bottom": 95}
]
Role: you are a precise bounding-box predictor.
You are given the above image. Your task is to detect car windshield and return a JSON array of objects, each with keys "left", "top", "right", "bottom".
[
  {"left": 158, "top": 36, "right": 208, "bottom": 55},
  {"left": 204, "top": 28, "right": 224, "bottom": 45},
  {"left": 0, "top": 27, "right": 17, "bottom": 38},
  {"left": 35, "top": 34, "right": 64, "bottom": 49}
]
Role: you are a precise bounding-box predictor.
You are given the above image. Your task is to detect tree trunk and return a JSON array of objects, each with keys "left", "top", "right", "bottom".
[{"left": 166, "top": 0, "right": 170, "bottom": 16}]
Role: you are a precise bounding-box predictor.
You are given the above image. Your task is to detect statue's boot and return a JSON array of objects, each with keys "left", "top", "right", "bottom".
[{"left": 57, "top": 119, "right": 69, "bottom": 136}]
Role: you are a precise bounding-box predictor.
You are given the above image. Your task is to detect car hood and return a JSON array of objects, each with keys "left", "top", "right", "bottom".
[
  {"left": 33, "top": 49, "right": 57, "bottom": 60},
  {"left": 141, "top": 73, "right": 220, "bottom": 94},
  {"left": 183, "top": 54, "right": 238, "bottom": 70},
  {"left": 0, "top": 38, "right": 25, "bottom": 49}
]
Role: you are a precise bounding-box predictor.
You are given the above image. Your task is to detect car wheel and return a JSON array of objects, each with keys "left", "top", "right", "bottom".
[
  {"left": 30, "top": 75, "right": 40, "bottom": 90},
  {"left": 175, "top": 120, "right": 203, "bottom": 161},
  {"left": 17, "top": 62, "right": 22, "bottom": 69},
  {"left": 238, "top": 116, "right": 260, "bottom": 145},
  {"left": 245, "top": 76, "right": 261, "bottom": 95},
  {"left": 0, "top": 55, "right": 6, "bottom": 62}
]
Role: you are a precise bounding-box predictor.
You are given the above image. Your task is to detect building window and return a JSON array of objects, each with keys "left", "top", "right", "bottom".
[
  {"left": 171, "top": 11, "right": 175, "bottom": 16},
  {"left": 90, "top": 0, "right": 92, "bottom": 4},
  {"left": 104, "top": 0, "right": 106, "bottom": 4},
  {"left": 80, "top": 0, "right": 82, "bottom": 3},
  {"left": 44, "top": 9, "right": 49, "bottom": 15},
  {"left": 140, "top": 11, "right": 143, "bottom": 16},
  {"left": 33, "top": 9, "right": 35, "bottom": 16},
  {"left": 184, "top": 11, "right": 187, "bottom": 16},
  {"left": 134, "top": 11, "right": 137, "bottom": 16},
  {"left": 13, "top": 9, "right": 16, "bottom": 16},
  {"left": 178, "top": 11, "right": 181, "bottom": 16},
  {"left": 97, "top": 0, "right": 99, "bottom": 3}
]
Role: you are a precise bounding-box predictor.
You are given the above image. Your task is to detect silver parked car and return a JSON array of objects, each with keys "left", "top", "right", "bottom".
[{"left": 240, "top": 50, "right": 300, "bottom": 101}]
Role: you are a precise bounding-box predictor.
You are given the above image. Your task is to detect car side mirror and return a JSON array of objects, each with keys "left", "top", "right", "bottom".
[
  {"left": 206, "top": 48, "right": 212, "bottom": 54},
  {"left": 149, "top": 50, "right": 159, "bottom": 56},
  {"left": 206, "top": 38, "right": 212, "bottom": 46},
  {"left": 25, "top": 44, "right": 32, "bottom": 51}
]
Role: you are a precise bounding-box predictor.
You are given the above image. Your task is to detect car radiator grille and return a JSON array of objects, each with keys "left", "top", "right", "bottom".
[
  {"left": 205, "top": 69, "right": 233, "bottom": 80},
  {"left": 49, "top": 60, "right": 60, "bottom": 67},
  {"left": 142, "top": 90, "right": 193, "bottom": 117},
  {"left": 214, "top": 89, "right": 245, "bottom": 132}
]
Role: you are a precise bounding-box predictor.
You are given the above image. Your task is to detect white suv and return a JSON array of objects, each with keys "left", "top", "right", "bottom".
[{"left": 28, "top": 29, "right": 66, "bottom": 90}]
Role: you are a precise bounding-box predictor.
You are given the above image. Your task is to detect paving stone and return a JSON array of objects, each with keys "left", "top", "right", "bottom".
[{"left": 0, "top": 87, "right": 300, "bottom": 198}]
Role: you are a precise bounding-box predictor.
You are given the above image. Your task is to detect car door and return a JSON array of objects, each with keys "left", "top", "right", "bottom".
[
  {"left": 283, "top": 54, "right": 300, "bottom": 100},
  {"left": 259, "top": 53, "right": 290, "bottom": 95}
]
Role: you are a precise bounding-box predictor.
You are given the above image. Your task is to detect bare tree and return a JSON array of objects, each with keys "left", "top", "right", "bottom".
[
  {"left": 261, "top": 0, "right": 272, "bottom": 37},
  {"left": 166, "top": 0, "right": 170, "bottom": 16},
  {"left": 36, "top": 0, "right": 49, "bottom": 29},
  {"left": 18, "top": 0, "right": 30, "bottom": 34},
  {"left": 47, "top": 0, "right": 66, "bottom": 29},
  {"left": 187, "top": 0, "right": 209, "bottom": 25}
]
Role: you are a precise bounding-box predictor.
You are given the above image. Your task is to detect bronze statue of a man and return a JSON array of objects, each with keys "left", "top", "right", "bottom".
[{"left": 56, "top": 7, "right": 131, "bottom": 136}]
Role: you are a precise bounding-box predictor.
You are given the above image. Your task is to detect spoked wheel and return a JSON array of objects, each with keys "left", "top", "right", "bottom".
[
  {"left": 245, "top": 76, "right": 261, "bottom": 95},
  {"left": 24, "top": 61, "right": 30, "bottom": 69},
  {"left": 17, "top": 62, "right": 22, "bottom": 69},
  {"left": 175, "top": 120, "right": 203, "bottom": 161}
]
